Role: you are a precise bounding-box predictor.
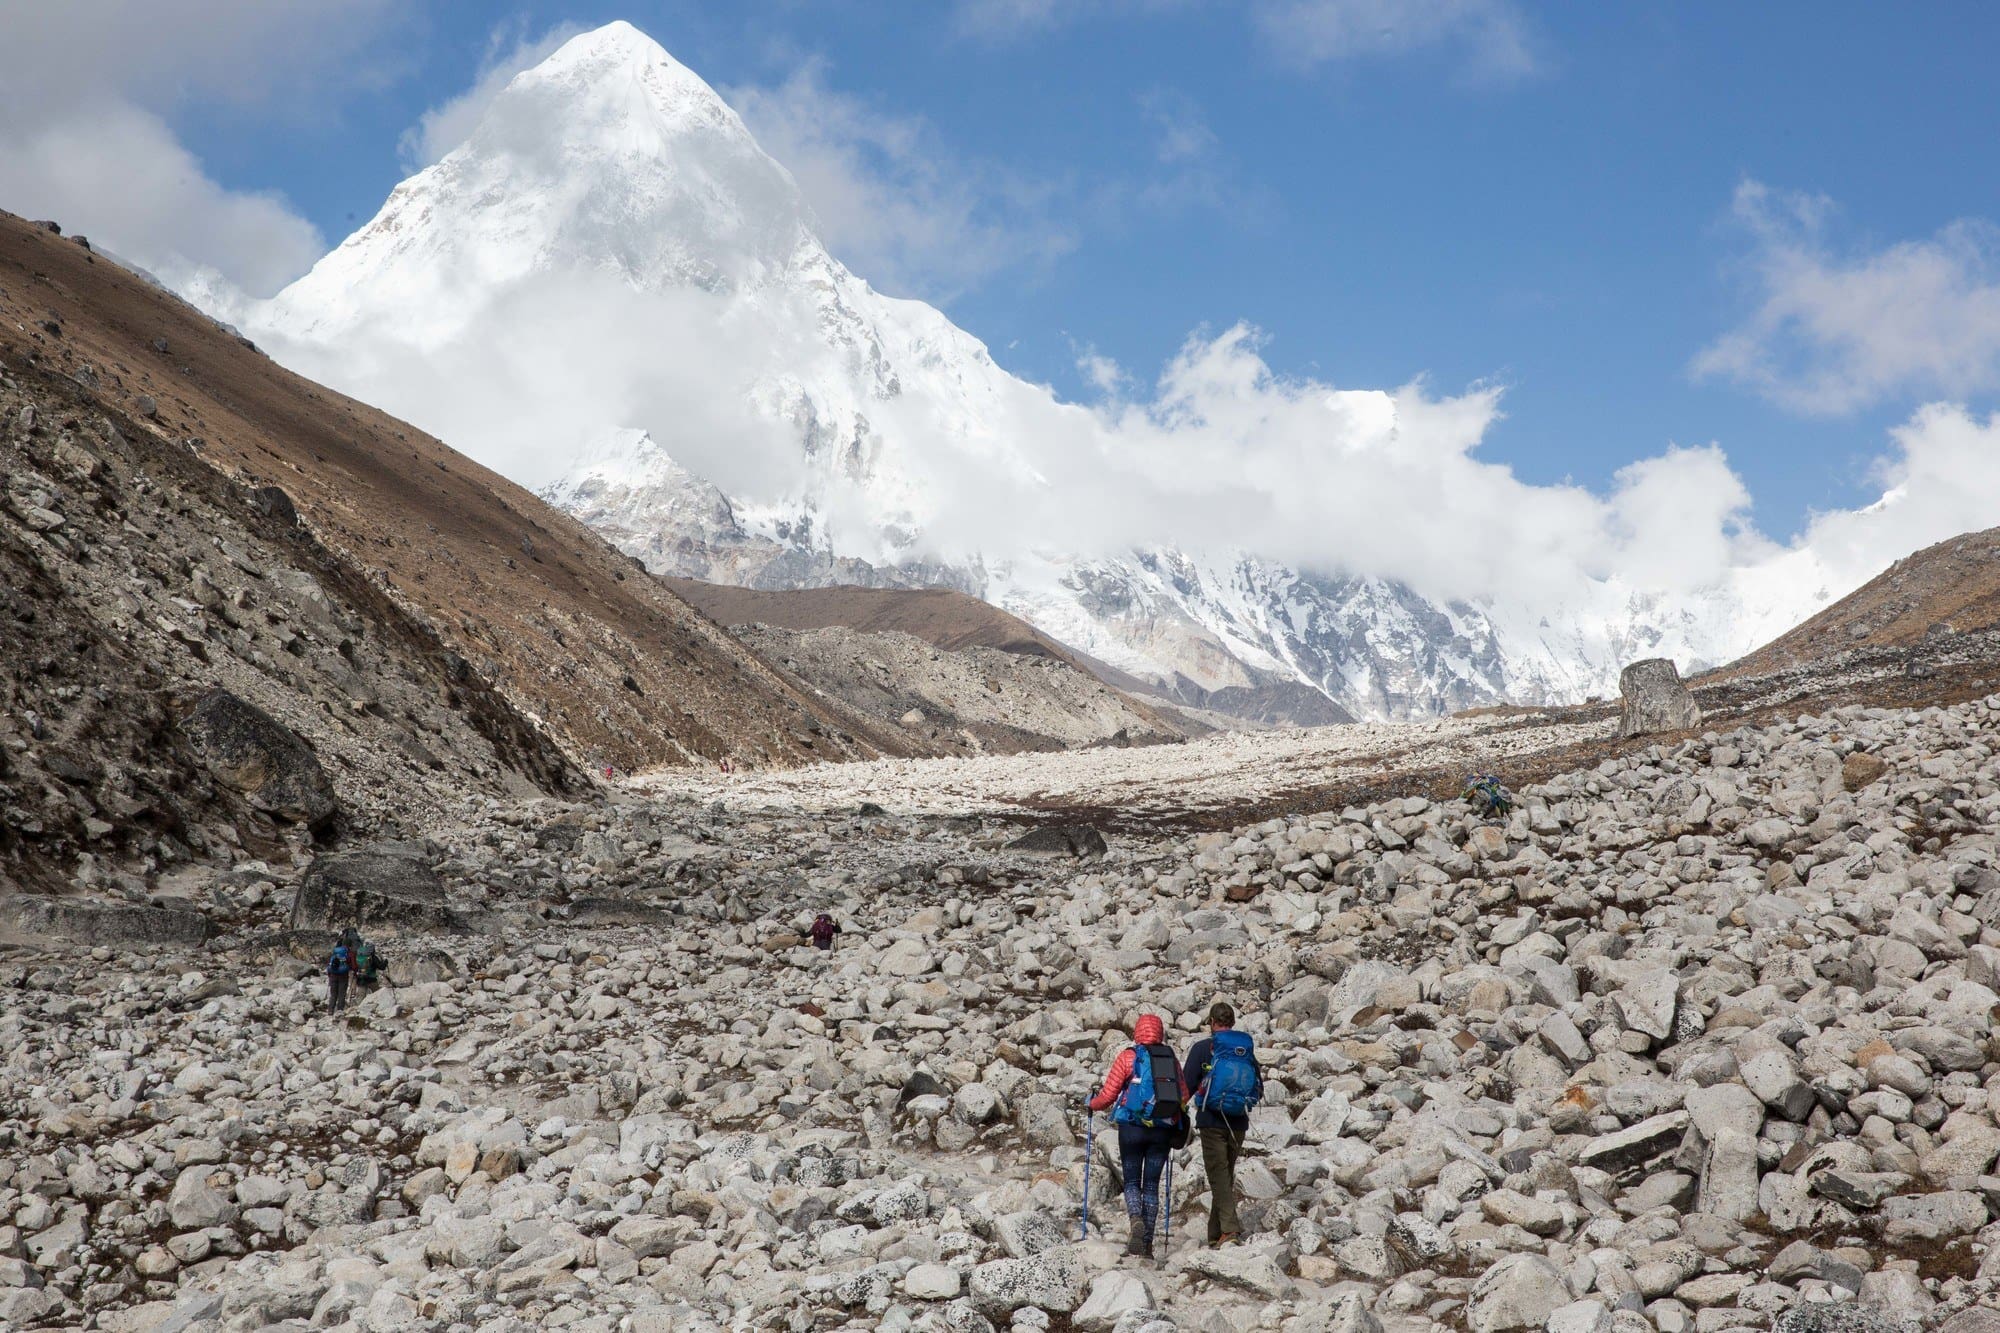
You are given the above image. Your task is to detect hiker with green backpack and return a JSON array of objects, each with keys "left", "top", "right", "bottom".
[
  {"left": 1087, "top": 1012, "right": 1189, "bottom": 1260},
  {"left": 353, "top": 933, "right": 386, "bottom": 995},
  {"left": 1184, "top": 1001, "right": 1265, "bottom": 1246}
]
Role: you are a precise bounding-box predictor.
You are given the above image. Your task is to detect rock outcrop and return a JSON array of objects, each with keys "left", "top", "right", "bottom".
[
  {"left": 178, "top": 688, "right": 337, "bottom": 829},
  {"left": 288, "top": 842, "right": 453, "bottom": 932},
  {"left": 1616, "top": 657, "right": 1703, "bottom": 737},
  {"left": 0, "top": 897, "right": 212, "bottom": 948}
]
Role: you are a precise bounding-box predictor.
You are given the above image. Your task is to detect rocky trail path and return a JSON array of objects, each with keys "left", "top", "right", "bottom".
[{"left": 7, "top": 695, "right": 2000, "bottom": 1333}]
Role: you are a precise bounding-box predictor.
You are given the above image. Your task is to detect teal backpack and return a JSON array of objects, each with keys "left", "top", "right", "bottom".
[{"left": 1112, "top": 1044, "right": 1183, "bottom": 1127}]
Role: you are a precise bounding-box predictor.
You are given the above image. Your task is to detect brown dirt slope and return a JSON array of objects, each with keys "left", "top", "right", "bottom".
[
  {"left": 1721, "top": 526, "right": 2000, "bottom": 678},
  {"left": 665, "top": 579, "right": 1079, "bottom": 660},
  {"left": 667, "top": 578, "right": 1200, "bottom": 742},
  {"left": 0, "top": 212, "right": 914, "bottom": 774}
]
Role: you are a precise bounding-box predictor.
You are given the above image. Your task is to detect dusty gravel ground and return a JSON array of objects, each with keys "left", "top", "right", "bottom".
[{"left": 636, "top": 710, "right": 1603, "bottom": 827}]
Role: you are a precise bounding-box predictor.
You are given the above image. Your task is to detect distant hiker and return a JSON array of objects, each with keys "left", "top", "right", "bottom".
[
  {"left": 1088, "top": 1012, "right": 1188, "bottom": 1259},
  {"left": 810, "top": 912, "right": 840, "bottom": 951},
  {"left": 326, "top": 938, "right": 353, "bottom": 1014},
  {"left": 353, "top": 934, "right": 386, "bottom": 994},
  {"left": 1185, "top": 1001, "right": 1264, "bottom": 1246},
  {"left": 1463, "top": 773, "right": 1514, "bottom": 818}
]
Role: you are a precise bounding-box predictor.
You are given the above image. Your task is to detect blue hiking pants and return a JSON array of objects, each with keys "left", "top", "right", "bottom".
[{"left": 1118, "top": 1124, "right": 1173, "bottom": 1236}]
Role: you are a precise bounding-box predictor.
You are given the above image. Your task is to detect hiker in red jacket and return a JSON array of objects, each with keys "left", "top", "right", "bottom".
[{"left": 1088, "top": 1012, "right": 1188, "bottom": 1259}]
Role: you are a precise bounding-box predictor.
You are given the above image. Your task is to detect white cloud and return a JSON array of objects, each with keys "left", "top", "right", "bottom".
[
  {"left": 0, "top": 1, "right": 397, "bottom": 109},
  {"left": 399, "top": 20, "right": 586, "bottom": 170},
  {"left": 953, "top": 0, "right": 1066, "bottom": 37},
  {"left": 1251, "top": 0, "right": 1536, "bottom": 78},
  {"left": 260, "top": 270, "right": 809, "bottom": 502},
  {"left": 1795, "top": 403, "right": 2000, "bottom": 586},
  {"left": 1694, "top": 180, "right": 2000, "bottom": 415},
  {"left": 0, "top": 104, "right": 325, "bottom": 297},
  {"left": 849, "top": 320, "right": 1987, "bottom": 632},
  {"left": 1073, "top": 344, "right": 1129, "bottom": 396},
  {"left": 724, "top": 63, "right": 1076, "bottom": 301},
  {"left": 1139, "top": 89, "right": 1217, "bottom": 165},
  {"left": 0, "top": 1, "right": 399, "bottom": 298}
]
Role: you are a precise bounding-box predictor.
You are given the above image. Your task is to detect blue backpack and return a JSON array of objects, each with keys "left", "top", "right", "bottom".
[
  {"left": 328, "top": 945, "right": 351, "bottom": 977},
  {"left": 1111, "top": 1044, "right": 1183, "bottom": 1127},
  {"left": 1200, "top": 1030, "right": 1261, "bottom": 1117}
]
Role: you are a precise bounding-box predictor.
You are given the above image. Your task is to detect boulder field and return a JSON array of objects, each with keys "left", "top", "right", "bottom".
[{"left": 5, "top": 696, "right": 2000, "bottom": 1332}]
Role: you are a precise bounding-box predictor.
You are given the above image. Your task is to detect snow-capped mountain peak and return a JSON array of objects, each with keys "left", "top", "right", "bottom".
[
  {"left": 245, "top": 22, "right": 1848, "bottom": 725},
  {"left": 262, "top": 21, "right": 814, "bottom": 346}
]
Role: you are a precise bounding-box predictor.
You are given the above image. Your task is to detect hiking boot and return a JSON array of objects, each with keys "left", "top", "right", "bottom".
[{"left": 1125, "top": 1217, "right": 1149, "bottom": 1258}]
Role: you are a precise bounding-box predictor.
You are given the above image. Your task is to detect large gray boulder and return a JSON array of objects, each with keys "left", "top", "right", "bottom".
[
  {"left": 179, "top": 689, "right": 337, "bottom": 829},
  {"left": 1468, "top": 1254, "right": 1573, "bottom": 1333},
  {"left": 288, "top": 842, "right": 452, "bottom": 931},
  {"left": 967, "top": 1247, "right": 1083, "bottom": 1316},
  {"left": 1006, "top": 825, "right": 1109, "bottom": 858},
  {"left": 0, "top": 897, "right": 212, "bottom": 949},
  {"left": 1615, "top": 658, "right": 1702, "bottom": 739},
  {"left": 1770, "top": 1305, "right": 1909, "bottom": 1333}
]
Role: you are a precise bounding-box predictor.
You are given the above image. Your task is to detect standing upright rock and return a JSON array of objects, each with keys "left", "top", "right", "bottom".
[
  {"left": 289, "top": 842, "right": 451, "bottom": 931},
  {"left": 1615, "top": 658, "right": 1702, "bottom": 738}
]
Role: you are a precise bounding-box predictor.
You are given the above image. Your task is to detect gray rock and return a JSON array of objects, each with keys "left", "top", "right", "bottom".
[
  {"left": 905, "top": 1263, "right": 964, "bottom": 1300},
  {"left": 1073, "top": 1272, "right": 1154, "bottom": 1331},
  {"left": 0, "top": 897, "right": 211, "bottom": 949},
  {"left": 1480, "top": 1188, "right": 1564, "bottom": 1236},
  {"left": 1006, "top": 825, "right": 1110, "bottom": 858},
  {"left": 1468, "top": 1253, "right": 1574, "bottom": 1333},
  {"left": 995, "top": 1209, "right": 1064, "bottom": 1258},
  {"left": 1738, "top": 1044, "right": 1815, "bottom": 1122},
  {"left": 178, "top": 687, "right": 337, "bottom": 828},
  {"left": 1578, "top": 1111, "right": 1689, "bottom": 1175},
  {"left": 167, "top": 1167, "right": 238, "bottom": 1231},
  {"left": 1939, "top": 1313, "right": 2000, "bottom": 1333},
  {"left": 1880, "top": 1189, "right": 1988, "bottom": 1240},
  {"left": 1615, "top": 658, "right": 1702, "bottom": 738},
  {"left": 968, "top": 1248, "right": 1083, "bottom": 1316},
  {"left": 1613, "top": 968, "right": 1678, "bottom": 1041},
  {"left": 289, "top": 842, "right": 453, "bottom": 931},
  {"left": 1770, "top": 1305, "right": 1907, "bottom": 1333},
  {"left": 1178, "top": 1240, "right": 1297, "bottom": 1299},
  {"left": 1320, "top": 1292, "right": 1386, "bottom": 1333}
]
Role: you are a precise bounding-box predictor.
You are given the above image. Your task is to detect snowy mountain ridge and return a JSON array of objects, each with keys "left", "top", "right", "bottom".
[{"left": 246, "top": 21, "right": 1846, "bottom": 723}]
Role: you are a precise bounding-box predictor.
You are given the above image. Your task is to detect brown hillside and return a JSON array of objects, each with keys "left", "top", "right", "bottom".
[
  {"left": 0, "top": 212, "right": 911, "bottom": 773},
  {"left": 664, "top": 579, "right": 1079, "bottom": 660},
  {"left": 1721, "top": 526, "right": 2000, "bottom": 678}
]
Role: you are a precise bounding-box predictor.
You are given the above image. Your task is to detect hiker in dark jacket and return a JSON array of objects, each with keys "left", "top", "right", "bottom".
[
  {"left": 1185, "top": 1001, "right": 1265, "bottom": 1246},
  {"left": 352, "top": 934, "right": 386, "bottom": 993},
  {"left": 1088, "top": 1012, "right": 1189, "bottom": 1259},
  {"left": 810, "top": 913, "right": 840, "bottom": 950},
  {"left": 326, "top": 939, "right": 353, "bottom": 1014}
]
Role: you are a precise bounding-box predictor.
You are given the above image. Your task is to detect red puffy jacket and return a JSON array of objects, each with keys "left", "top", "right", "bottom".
[{"left": 1088, "top": 1014, "right": 1189, "bottom": 1113}]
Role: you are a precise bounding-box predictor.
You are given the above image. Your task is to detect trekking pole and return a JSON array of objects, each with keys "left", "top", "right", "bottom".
[
  {"left": 1161, "top": 1148, "right": 1173, "bottom": 1253},
  {"left": 1079, "top": 1107, "right": 1094, "bottom": 1241}
]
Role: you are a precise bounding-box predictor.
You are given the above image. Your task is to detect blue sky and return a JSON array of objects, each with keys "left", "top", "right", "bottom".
[{"left": 6, "top": 1, "right": 2000, "bottom": 547}]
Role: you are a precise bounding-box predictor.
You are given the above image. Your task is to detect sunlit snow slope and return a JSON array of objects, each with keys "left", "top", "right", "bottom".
[{"left": 251, "top": 21, "right": 1847, "bottom": 723}]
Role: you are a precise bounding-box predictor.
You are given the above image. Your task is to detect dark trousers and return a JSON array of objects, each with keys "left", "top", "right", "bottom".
[
  {"left": 328, "top": 973, "right": 349, "bottom": 1013},
  {"left": 1201, "top": 1125, "right": 1243, "bottom": 1240},
  {"left": 1117, "top": 1125, "right": 1172, "bottom": 1237}
]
